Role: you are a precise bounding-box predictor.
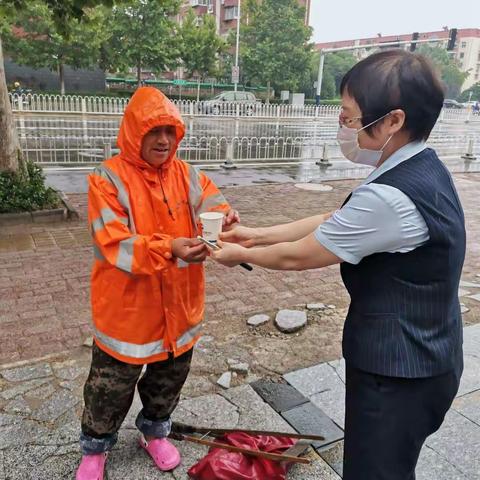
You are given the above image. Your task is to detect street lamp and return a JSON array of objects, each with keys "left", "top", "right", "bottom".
[{"left": 233, "top": 0, "right": 241, "bottom": 92}]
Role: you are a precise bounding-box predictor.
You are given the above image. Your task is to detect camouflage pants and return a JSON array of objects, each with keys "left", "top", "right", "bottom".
[{"left": 80, "top": 343, "right": 193, "bottom": 454}]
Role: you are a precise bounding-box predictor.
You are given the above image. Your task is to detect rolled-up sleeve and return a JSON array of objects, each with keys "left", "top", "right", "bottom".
[{"left": 314, "top": 183, "right": 430, "bottom": 264}]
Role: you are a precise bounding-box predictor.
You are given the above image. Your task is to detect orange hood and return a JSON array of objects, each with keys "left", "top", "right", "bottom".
[{"left": 117, "top": 87, "right": 185, "bottom": 169}]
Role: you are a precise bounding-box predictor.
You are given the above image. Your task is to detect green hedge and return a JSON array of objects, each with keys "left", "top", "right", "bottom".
[{"left": 0, "top": 161, "right": 60, "bottom": 213}]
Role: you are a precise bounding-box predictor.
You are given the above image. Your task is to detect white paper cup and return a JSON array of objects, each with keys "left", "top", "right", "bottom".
[{"left": 199, "top": 212, "right": 224, "bottom": 242}]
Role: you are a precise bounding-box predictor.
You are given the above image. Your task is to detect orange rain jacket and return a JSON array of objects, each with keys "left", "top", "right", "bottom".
[{"left": 88, "top": 87, "right": 229, "bottom": 365}]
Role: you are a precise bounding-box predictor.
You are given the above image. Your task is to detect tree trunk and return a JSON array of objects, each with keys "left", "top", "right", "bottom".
[
  {"left": 137, "top": 61, "right": 142, "bottom": 88},
  {"left": 0, "top": 36, "right": 22, "bottom": 172},
  {"left": 59, "top": 62, "right": 65, "bottom": 95},
  {"left": 266, "top": 80, "right": 271, "bottom": 104}
]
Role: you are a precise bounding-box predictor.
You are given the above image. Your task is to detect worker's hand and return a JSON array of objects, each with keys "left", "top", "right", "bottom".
[
  {"left": 208, "top": 240, "right": 248, "bottom": 268},
  {"left": 223, "top": 209, "right": 240, "bottom": 231},
  {"left": 172, "top": 237, "right": 208, "bottom": 263},
  {"left": 219, "top": 225, "right": 259, "bottom": 248}
]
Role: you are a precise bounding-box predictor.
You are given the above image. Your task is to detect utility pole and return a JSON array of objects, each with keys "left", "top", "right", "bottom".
[
  {"left": 314, "top": 36, "right": 449, "bottom": 105},
  {"left": 233, "top": 0, "right": 241, "bottom": 92}
]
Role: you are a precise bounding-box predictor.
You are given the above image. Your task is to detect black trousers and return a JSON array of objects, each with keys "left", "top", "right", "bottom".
[{"left": 343, "top": 363, "right": 462, "bottom": 480}]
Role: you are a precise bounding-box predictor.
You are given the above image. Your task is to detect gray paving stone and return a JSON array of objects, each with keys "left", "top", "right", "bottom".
[
  {"left": 458, "top": 351, "right": 480, "bottom": 397},
  {"left": 281, "top": 402, "right": 344, "bottom": 449},
  {"left": 229, "top": 362, "right": 249, "bottom": 374},
  {"left": 170, "top": 438, "right": 207, "bottom": 480},
  {"left": 306, "top": 303, "right": 326, "bottom": 310},
  {"left": 4, "top": 397, "right": 31, "bottom": 415},
  {"left": 328, "top": 359, "right": 346, "bottom": 383},
  {"left": 459, "top": 280, "right": 480, "bottom": 288},
  {"left": 453, "top": 390, "right": 480, "bottom": 425},
  {"left": 25, "top": 382, "right": 56, "bottom": 400},
  {"left": 247, "top": 314, "right": 270, "bottom": 326},
  {"left": 217, "top": 371, "right": 232, "bottom": 389},
  {"left": 0, "top": 414, "right": 19, "bottom": 427},
  {"left": 172, "top": 393, "right": 240, "bottom": 430},
  {"left": 0, "top": 363, "right": 52, "bottom": 382},
  {"left": 310, "top": 385, "right": 345, "bottom": 430},
  {"left": 0, "top": 377, "right": 51, "bottom": 400},
  {"left": 52, "top": 360, "right": 88, "bottom": 381},
  {"left": 3, "top": 444, "right": 78, "bottom": 480},
  {"left": 416, "top": 444, "right": 470, "bottom": 480},
  {"left": 317, "top": 440, "right": 343, "bottom": 477},
  {"left": 31, "top": 388, "right": 79, "bottom": 422},
  {"left": 288, "top": 450, "right": 341, "bottom": 479},
  {"left": 250, "top": 379, "right": 308, "bottom": 413},
  {"left": 275, "top": 310, "right": 307, "bottom": 333},
  {"left": 425, "top": 409, "right": 480, "bottom": 479},
  {"left": 284, "top": 362, "right": 344, "bottom": 398},
  {"left": 222, "top": 384, "right": 295, "bottom": 433},
  {"left": 0, "top": 420, "right": 49, "bottom": 449},
  {"left": 0, "top": 451, "right": 4, "bottom": 480}
]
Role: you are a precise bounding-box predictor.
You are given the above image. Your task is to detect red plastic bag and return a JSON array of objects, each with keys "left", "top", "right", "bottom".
[{"left": 188, "top": 433, "right": 297, "bottom": 480}]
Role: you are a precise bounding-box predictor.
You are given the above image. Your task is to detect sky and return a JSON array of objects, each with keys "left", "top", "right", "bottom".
[{"left": 309, "top": 0, "right": 479, "bottom": 43}]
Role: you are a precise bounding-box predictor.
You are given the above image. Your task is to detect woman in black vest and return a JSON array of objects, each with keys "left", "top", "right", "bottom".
[{"left": 210, "top": 50, "right": 465, "bottom": 480}]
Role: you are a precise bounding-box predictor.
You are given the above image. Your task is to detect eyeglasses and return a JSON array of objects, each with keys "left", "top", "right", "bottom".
[{"left": 338, "top": 115, "right": 363, "bottom": 127}]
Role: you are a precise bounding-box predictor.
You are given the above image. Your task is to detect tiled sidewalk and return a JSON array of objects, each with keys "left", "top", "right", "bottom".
[{"left": 1, "top": 174, "right": 479, "bottom": 366}]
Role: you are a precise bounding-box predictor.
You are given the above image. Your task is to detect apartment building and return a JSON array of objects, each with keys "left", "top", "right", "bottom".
[
  {"left": 316, "top": 28, "right": 480, "bottom": 91},
  {"left": 180, "top": 0, "right": 311, "bottom": 37}
]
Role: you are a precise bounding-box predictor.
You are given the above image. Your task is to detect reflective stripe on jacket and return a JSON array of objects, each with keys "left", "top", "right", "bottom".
[{"left": 88, "top": 87, "right": 229, "bottom": 364}]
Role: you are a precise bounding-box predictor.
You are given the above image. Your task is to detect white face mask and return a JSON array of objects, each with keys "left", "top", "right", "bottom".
[{"left": 337, "top": 112, "right": 393, "bottom": 167}]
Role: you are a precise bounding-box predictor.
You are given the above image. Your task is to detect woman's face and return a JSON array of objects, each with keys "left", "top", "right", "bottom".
[{"left": 340, "top": 93, "right": 391, "bottom": 151}]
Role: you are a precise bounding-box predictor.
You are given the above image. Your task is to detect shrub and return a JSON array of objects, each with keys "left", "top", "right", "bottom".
[{"left": 0, "top": 161, "right": 60, "bottom": 213}]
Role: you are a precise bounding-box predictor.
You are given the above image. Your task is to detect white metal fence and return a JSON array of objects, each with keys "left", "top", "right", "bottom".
[{"left": 18, "top": 134, "right": 480, "bottom": 168}]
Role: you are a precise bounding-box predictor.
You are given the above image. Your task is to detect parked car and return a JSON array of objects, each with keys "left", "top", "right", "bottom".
[
  {"left": 199, "top": 91, "right": 262, "bottom": 115},
  {"left": 443, "top": 99, "right": 464, "bottom": 109}
]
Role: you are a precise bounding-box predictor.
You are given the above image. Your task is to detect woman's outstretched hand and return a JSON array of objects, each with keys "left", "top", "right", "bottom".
[
  {"left": 219, "top": 226, "right": 259, "bottom": 248},
  {"left": 209, "top": 240, "right": 249, "bottom": 267}
]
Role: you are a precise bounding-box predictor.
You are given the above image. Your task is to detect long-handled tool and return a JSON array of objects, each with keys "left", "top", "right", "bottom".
[{"left": 169, "top": 422, "right": 325, "bottom": 465}]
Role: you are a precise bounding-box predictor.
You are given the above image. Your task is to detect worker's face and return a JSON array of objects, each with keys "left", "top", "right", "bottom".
[{"left": 141, "top": 125, "right": 176, "bottom": 167}]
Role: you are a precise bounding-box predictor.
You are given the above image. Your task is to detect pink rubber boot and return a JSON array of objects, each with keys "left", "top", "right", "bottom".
[
  {"left": 139, "top": 435, "right": 181, "bottom": 471},
  {"left": 75, "top": 453, "right": 107, "bottom": 480}
]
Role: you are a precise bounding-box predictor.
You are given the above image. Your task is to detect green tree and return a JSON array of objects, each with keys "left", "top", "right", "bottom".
[
  {"left": 459, "top": 82, "right": 480, "bottom": 102},
  {"left": 417, "top": 44, "right": 468, "bottom": 99},
  {"left": 102, "top": 0, "right": 181, "bottom": 86},
  {"left": 179, "top": 11, "right": 226, "bottom": 101},
  {"left": 0, "top": 0, "right": 112, "bottom": 172},
  {"left": 241, "top": 0, "right": 313, "bottom": 101},
  {"left": 1, "top": 1, "right": 108, "bottom": 95}
]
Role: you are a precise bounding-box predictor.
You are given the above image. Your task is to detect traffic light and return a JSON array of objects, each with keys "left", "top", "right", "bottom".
[
  {"left": 410, "top": 32, "right": 419, "bottom": 52},
  {"left": 447, "top": 28, "right": 457, "bottom": 51}
]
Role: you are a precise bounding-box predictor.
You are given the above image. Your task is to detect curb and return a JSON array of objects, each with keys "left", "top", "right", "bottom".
[{"left": 0, "top": 190, "right": 79, "bottom": 226}]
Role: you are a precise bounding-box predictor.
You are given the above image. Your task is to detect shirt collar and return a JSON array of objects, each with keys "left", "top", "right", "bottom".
[{"left": 362, "top": 141, "right": 426, "bottom": 185}]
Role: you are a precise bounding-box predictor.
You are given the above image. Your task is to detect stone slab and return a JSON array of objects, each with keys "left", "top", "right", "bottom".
[
  {"left": 458, "top": 324, "right": 480, "bottom": 397},
  {"left": 288, "top": 450, "right": 342, "bottom": 479},
  {"left": 281, "top": 402, "right": 344, "bottom": 450},
  {"left": 452, "top": 390, "right": 480, "bottom": 425},
  {"left": 0, "top": 420, "right": 49, "bottom": 449},
  {"left": 425, "top": 409, "right": 480, "bottom": 479},
  {"left": 30, "top": 388, "right": 79, "bottom": 422},
  {"left": 459, "top": 280, "right": 480, "bottom": 288},
  {"left": 250, "top": 379, "right": 308, "bottom": 413},
  {"left": 416, "top": 445, "right": 470, "bottom": 480},
  {"left": 247, "top": 314, "right": 270, "bottom": 326},
  {"left": 467, "top": 293, "right": 480, "bottom": 302},
  {"left": 458, "top": 288, "right": 471, "bottom": 297},
  {"left": 0, "top": 378, "right": 51, "bottom": 400},
  {"left": 284, "top": 362, "right": 344, "bottom": 398},
  {"left": 275, "top": 309, "right": 307, "bottom": 333},
  {"left": 0, "top": 450, "right": 4, "bottom": 480},
  {"left": 1, "top": 363, "right": 52, "bottom": 382},
  {"left": 317, "top": 440, "right": 344, "bottom": 477},
  {"left": 310, "top": 384, "right": 345, "bottom": 429}
]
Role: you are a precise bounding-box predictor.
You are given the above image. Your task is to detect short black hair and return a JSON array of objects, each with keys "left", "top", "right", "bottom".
[{"left": 340, "top": 50, "right": 445, "bottom": 141}]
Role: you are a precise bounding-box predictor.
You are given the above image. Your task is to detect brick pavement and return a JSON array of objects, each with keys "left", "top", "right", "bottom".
[{"left": 1, "top": 175, "right": 479, "bottom": 365}]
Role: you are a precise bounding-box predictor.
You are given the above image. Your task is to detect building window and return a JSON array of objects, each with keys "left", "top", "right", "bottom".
[
  {"left": 460, "top": 52, "right": 465, "bottom": 59},
  {"left": 190, "top": 0, "right": 208, "bottom": 6},
  {"left": 461, "top": 41, "right": 467, "bottom": 48},
  {"left": 224, "top": 6, "right": 238, "bottom": 21}
]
